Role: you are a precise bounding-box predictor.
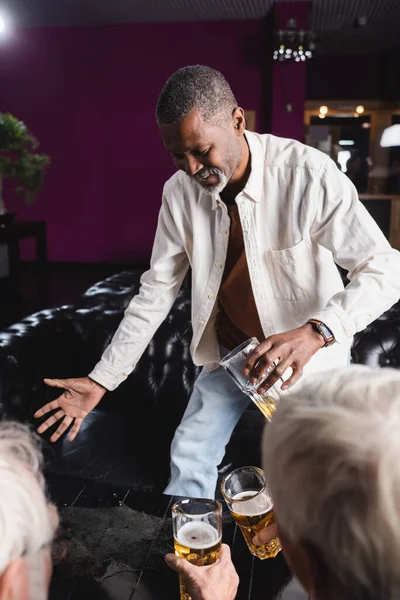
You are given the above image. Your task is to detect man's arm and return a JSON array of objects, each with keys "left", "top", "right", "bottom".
[
  {"left": 244, "top": 158, "right": 400, "bottom": 392},
  {"left": 310, "top": 158, "right": 400, "bottom": 344},
  {"left": 89, "top": 193, "right": 189, "bottom": 391}
]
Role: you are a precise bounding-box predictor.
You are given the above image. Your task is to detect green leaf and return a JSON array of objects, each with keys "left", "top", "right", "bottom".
[{"left": 0, "top": 112, "right": 50, "bottom": 203}]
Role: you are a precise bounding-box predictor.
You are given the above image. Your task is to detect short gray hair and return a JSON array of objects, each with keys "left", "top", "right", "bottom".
[
  {"left": 0, "top": 421, "right": 55, "bottom": 596},
  {"left": 156, "top": 65, "right": 237, "bottom": 126},
  {"left": 263, "top": 365, "right": 400, "bottom": 600}
]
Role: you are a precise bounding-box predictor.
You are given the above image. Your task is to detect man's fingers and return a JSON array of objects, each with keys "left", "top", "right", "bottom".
[
  {"left": 243, "top": 340, "right": 273, "bottom": 375},
  {"left": 34, "top": 399, "right": 61, "bottom": 418},
  {"left": 252, "top": 524, "right": 279, "bottom": 546},
  {"left": 36, "top": 409, "right": 65, "bottom": 434},
  {"left": 165, "top": 553, "right": 195, "bottom": 575},
  {"left": 43, "top": 378, "right": 69, "bottom": 389},
  {"left": 218, "top": 544, "right": 232, "bottom": 562},
  {"left": 257, "top": 360, "right": 291, "bottom": 394},
  {"left": 165, "top": 544, "right": 229, "bottom": 573},
  {"left": 50, "top": 416, "right": 73, "bottom": 443},
  {"left": 67, "top": 418, "right": 84, "bottom": 442},
  {"left": 281, "top": 364, "right": 303, "bottom": 390}
]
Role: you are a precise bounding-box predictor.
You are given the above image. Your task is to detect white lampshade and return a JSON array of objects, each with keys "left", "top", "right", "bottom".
[{"left": 380, "top": 124, "right": 400, "bottom": 147}]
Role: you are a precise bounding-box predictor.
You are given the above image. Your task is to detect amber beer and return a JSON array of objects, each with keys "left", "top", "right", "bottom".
[
  {"left": 221, "top": 466, "right": 281, "bottom": 560},
  {"left": 172, "top": 499, "right": 222, "bottom": 600},
  {"left": 174, "top": 522, "right": 221, "bottom": 600},
  {"left": 230, "top": 491, "right": 281, "bottom": 559},
  {"left": 250, "top": 394, "right": 277, "bottom": 421}
]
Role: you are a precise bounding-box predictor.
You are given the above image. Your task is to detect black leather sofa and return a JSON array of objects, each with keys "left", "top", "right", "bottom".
[{"left": 0, "top": 269, "right": 399, "bottom": 493}]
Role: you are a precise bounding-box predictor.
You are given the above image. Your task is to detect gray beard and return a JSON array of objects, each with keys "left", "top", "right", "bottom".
[{"left": 191, "top": 167, "right": 229, "bottom": 197}]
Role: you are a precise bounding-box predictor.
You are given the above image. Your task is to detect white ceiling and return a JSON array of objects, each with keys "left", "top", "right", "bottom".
[{"left": 3, "top": 0, "right": 400, "bottom": 53}]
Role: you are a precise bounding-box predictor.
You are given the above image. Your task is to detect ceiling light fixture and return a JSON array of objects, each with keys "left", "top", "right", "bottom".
[
  {"left": 273, "top": 18, "right": 316, "bottom": 62},
  {"left": 339, "top": 140, "right": 355, "bottom": 146},
  {"left": 0, "top": 15, "right": 5, "bottom": 34},
  {"left": 319, "top": 106, "right": 328, "bottom": 115},
  {"left": 356, "top": 105, "right": 365, "bottom": 114}
]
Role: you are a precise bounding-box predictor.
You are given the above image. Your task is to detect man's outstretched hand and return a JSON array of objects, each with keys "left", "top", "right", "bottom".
[{"left": 34, "top": 377, "right": 107, "bottom": 442}]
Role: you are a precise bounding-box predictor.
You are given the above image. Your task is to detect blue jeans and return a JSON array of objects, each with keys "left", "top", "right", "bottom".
[{"left": 164, "top": 363, "right": 251, "bottom": 499}]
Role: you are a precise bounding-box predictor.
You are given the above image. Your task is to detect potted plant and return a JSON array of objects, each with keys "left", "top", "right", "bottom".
[{"left": 0, "top": 113, "right": 50, "bottom": 225}]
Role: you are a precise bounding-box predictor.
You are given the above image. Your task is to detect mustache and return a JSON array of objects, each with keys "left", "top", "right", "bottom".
[{"left": 193, "top": 167, "right": 223, "bottom": 182}]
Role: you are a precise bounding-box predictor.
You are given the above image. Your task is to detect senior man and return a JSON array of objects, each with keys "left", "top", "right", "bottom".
[
  {"left": 0, "top": 422, "right": 57, "bottom": 600},
  {"left": 167, "top": 365, "right": 400, "bottom": 600},
  {"left": 35, "top": 65, "right": 400, "bottom": 499}
]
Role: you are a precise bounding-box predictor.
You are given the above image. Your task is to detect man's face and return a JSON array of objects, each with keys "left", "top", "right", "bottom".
[{"left": 160, "top": 109, "right": 242, "bottom": 196}]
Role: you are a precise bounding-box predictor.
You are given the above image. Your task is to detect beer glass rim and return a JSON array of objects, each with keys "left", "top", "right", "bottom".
[
  {"left": 220, "top": 337, "right": 259, "bottom": 366},
  {"left": 220, "top": 466, "right": 268, "bottom": 503},
  {"left": 171, "top": 498, "right": 222, "bottom": 516}
]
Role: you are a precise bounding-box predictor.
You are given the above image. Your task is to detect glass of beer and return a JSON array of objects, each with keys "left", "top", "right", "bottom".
[
  {"left": 172, "top": 498, "right": 222, "bottom": 600},
  {"left": 220, "top": 337, "right": 284, "bottom": 421},
  {"left": 221, "top": 466, "right": 281, "bottom": 560}
]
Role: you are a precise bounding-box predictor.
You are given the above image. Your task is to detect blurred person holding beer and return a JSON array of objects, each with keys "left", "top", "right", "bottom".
[
  {"left": 34, "top": 64, "right": 400, "bottom": 499},
  {"left": 167, "top": 365, "right": 400, "bottom": 600}
]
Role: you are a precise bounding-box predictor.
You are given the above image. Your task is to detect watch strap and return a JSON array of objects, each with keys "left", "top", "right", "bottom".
[{"left": 307, "top": 319, "right": 335, "bottom": 347}]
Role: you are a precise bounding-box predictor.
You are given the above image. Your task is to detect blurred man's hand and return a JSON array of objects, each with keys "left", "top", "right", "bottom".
[
  {"left": 252, "top": 523, "right": 279, "bottom": 546},
  {"left": 165, "top": 544, "right": 239, "bottom": 600}
]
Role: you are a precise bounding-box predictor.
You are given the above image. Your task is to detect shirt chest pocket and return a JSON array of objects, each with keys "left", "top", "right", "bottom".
[{"left": 266, "top": 239, "right": 316, "bottom": 302}]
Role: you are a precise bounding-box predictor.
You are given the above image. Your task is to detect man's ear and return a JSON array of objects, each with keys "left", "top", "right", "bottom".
[
  {"left": 232, "top": 107, "right": 246, "bottom": 135},
  {"left": 0, "top": 557, "right": 29, "bottom": 600}
]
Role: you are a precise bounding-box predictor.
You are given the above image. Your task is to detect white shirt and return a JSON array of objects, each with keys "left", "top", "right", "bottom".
[{"left": 90, "top": 131, "right": 400, "bottom": 391}]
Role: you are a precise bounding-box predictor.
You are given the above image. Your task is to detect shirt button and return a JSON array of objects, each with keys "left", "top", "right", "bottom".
[
  {"left": 199, "top": 320, "right": 205, "bottom": 326},
  {"left": 221, "top": 228, "right": 228, "bottom": 234},
  {"left": 215, "top": 263, "right": 223, "bottom": 269},
  {"left": 208, "top": 294, "right": 215, "bottom": 300}
]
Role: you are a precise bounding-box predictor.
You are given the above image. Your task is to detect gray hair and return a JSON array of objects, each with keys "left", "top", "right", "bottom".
[
  {"left": 0, "top": 422, "right": 56, "bottom": 598},
  {"left": 263, "top": 365, "right": 400, "bottom": 600},
  {"left": 155, "top": 65, "right": 237, "bottom": 126}
]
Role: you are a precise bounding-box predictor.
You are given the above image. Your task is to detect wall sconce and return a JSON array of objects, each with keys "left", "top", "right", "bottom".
[
  {"left": 273, "top": 18, "right": 316, "bottom": 62},
  {"left": 318, "top": 106, "right": 328, "bottom": 119}
]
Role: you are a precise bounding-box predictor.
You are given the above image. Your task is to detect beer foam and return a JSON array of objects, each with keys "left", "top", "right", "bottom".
[
  {"left": 176, "top": 521, "right": 221, "bottom": 549},
  {"left": 231, "top": 491, "right": 273, "bottom": 516}
]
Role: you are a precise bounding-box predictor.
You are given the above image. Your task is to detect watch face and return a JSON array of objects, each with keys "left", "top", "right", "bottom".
[{"left": 318, "top": 323, "right": 334, "bottom": 341}]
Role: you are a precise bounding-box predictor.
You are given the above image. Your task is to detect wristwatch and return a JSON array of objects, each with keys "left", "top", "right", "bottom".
[{"left": 307, "top": 319, "right": 335, "bottom": 347}]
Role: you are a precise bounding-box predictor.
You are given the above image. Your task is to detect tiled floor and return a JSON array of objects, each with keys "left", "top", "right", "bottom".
[{"left": 48, "top": 472, "right": 297, "bottom": 600}]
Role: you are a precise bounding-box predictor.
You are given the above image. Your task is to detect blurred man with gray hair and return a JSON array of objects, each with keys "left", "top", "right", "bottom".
[
  {"left": 0, "top": 422, "right": 57, "bottom": 600},
  {"left": 167, "top": 365, "right": 400, "bottom": 600}
]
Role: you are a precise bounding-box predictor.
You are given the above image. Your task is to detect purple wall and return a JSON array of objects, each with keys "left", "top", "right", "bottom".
[
  {"left": 270, "top": 2, "right": 309, "bottom": 141},
  {"left": 0, "top": 21, "right": 269, "bottom": 263}
]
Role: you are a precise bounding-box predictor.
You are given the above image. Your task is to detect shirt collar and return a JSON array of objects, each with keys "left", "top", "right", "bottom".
[
  {"left": 211, "top": 130, "right": 263, "bottom": 210},
  {"left": 241, "top": 130, "right": 263, "bottom": 203}
]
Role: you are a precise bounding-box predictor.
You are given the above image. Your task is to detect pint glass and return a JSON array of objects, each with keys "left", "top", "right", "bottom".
[
  {"left": 172, "top": 498, "right": 222, "bottom": 600},
  {"left": 220, "top": 337, "right": 284, "bottom": 420},
  {"left": 221, "top": 466, "right": 281, "bottom": 559}
]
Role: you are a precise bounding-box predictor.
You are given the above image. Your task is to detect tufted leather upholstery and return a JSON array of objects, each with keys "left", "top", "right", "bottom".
[{"left": 0, "top": 269, "right": 399, "bottom": 491}]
